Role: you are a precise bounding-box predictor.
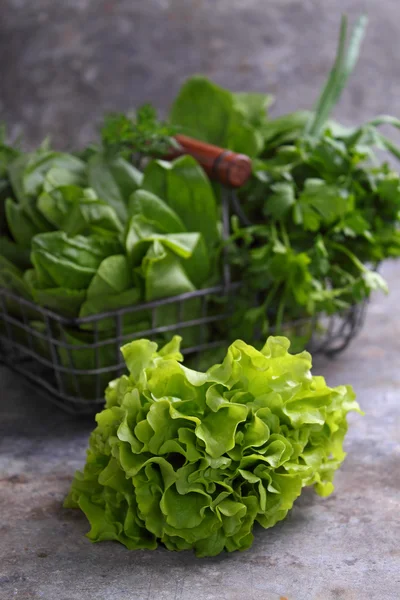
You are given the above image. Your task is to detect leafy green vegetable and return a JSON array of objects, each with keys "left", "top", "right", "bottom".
[
  {"left": 0, "top": 141, "right": 149, "bottom": 327},
  {"left": 25, "top": 268, "right": 87, "bottom": 318},
  {"left": 261, "top": 111, "right": 312, "bottom": 150},
  {"left": 234, "top": 92, "right": 273, "bottom": 130},
  {"left": 305, "top": 15, "right": 368, "bottom": 137},
  {"left": 0, "top": 236, "right": 31, "bottom": 270},
  {"left": 170, "top": 76, "right": 271, "bottom": 157},
  {"left": 0, "top": 128, "right": 20, "bottom": 235},
  {"left": 0, "top": 255, "right": 32, "bottom": 301},
  {"left": 164, "top": 16, "right": 399, "bottom": 347},
  {"left": 140, "top": 241, "right": 196, "bottom": 301},
  {"left": 142, "top": 155, "right": 219, "bottom": 248},
  {"left": 221, "top": 15, "right": 399, "bottom": 339},
  {"left": 0, "top": 258, "right": 40, "bottom": 341},
  {"left": 5, "top": 197, "right": 46, "bottom": 247},
  {"left": 37, "top": 185, "right": 123, "bottom": 236},
  {"left": 65, "top": 335, "right": 361, "bottom": 556},
  {"left": 101, "top": 104, "right": 178, "bottom": 159},
  {"left": 87, "top": 154, "right": 142, "bottom": 222},
  {"left": 31, "top": 232, "right": 122, "bottom": 290},
  {"left": 2, "top": 141, "right": 142, "bottom": 244},
  {"left": 128, "top": 190, "right": 186, "bottom": 234},
  {"left": 126, "top": 171, "right": 214, "bottom": 298},
  {"left": 79, "top": 255, "right": 141, "bottom": 327},
  {"left": 56, "top": 327, "right": 124, "bottom": 400},
  {"left": 0, "top": 128, "right": 221, "bottom": 394},
  {"left": 8, "top": 150, "right": 86, "bottom": 203}
]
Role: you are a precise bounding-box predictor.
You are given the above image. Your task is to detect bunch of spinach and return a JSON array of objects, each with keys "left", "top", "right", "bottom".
[
  {"left": 0, "top": 125, "right": 220, "bottom": 397},
  {"left": 170, "top": 16, "right": 400, "bottom": 344}
]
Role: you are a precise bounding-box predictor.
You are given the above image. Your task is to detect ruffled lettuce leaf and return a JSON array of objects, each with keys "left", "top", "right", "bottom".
[{"left": 65, "top": 335, "right": 361, "bottom": 557}]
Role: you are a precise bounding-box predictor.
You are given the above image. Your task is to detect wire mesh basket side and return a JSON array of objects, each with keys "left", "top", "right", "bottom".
[
  {"left": 226, "top": 286, "right": 369, "bottom": 357},
  {"left": 0, "top": 280, "right": 240, "bottom": 413}
]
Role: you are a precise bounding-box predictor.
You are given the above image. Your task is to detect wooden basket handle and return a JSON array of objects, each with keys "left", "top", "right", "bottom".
[{"left": 167, "top": 134, "right": 252, "bottom": 188}]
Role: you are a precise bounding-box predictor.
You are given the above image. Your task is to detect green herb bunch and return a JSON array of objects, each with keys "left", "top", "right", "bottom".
[
  {"left": 101, "top": 104, "right": 179, "bottom": 160},
  {"left": 169, "top": 15, "right": 400, "bottom": 343}
]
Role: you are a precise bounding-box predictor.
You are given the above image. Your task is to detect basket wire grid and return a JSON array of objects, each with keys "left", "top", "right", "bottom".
[{"left": 0, "top": 186, "right": 368, "bottom": 415}]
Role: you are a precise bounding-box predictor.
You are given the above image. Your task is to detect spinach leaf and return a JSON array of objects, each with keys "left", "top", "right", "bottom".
[
  {"left": 25, "top": 268, "right": 87, "bottom": 318},
  {"left": 128, "top": 190, "right": 186, "bottom": 234},
  {"left": 31, "top": 232, "right": 122, "bottom": 289},
  {"left": 140, "top": 241, "right": 195, "bottom": 301},
  {"left": 37, "top": 185, "right": 123, "bottom": 236},
  {"left": 87, "top": 154, "right": 142, "bottom": 222},
  {"left": 170, "top": 76, "right": 268, "bottom": 157},
  {"left": 79, "top": 255, "right": 141, "bottom": 329},
  {"left": 5, "top": 198, "right": 46, "bottom": 247},
  {"left": 9, "top": 151, "right": 86, "bottom": 202},
  {"left": 142, "top": 155, "right": 219, "bottom": 248}
]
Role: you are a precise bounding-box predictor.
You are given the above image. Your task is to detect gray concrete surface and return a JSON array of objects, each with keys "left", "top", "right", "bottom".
[
  {"left": 1, "top": 2, "right": 400, "bottom": 599},
  {"left": 1, "top": 0, "right": 400, "bottom": 150},
  {"left": 0, "top": 260, "right": 399, "bottom": 600}
]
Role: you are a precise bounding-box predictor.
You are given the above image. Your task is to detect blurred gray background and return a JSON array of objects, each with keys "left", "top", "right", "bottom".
[{"left": 1, "top": 0, "right": 399, "bottom": 150}]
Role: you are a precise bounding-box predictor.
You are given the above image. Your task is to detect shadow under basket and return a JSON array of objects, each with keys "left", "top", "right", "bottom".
[{"left": 0, "top": 284, "right": 368, "bottom": 415}]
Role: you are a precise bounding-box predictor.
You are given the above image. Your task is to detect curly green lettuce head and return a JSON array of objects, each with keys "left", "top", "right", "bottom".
[{"left": 65, "top": 335, "right": 361, "bottom": 557}]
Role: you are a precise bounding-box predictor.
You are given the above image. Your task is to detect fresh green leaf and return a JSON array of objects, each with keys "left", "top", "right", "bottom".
[
  {"left": 297, "top": 179, "right": 352, "bottom": 231},
  {"left": 5, "top": 198, "right": 46, "bottom": 247},
  {"left": 101, "top": 105, "right": 177, "bottom": 158},
  {"left": 128, "top": 190, "right": 186, "bottom": 233},
  {"left": 264, "top": 182, "right": 295, "bottom": 219},
  {"left": 233, "top": 92, "right": 273, "bottom": 129},
  {"left": 10, "top": 151, "right": 86, "bottom": 201},
  {"left": 31, "top": 231, "right": 122, "bottom": 289},
  {"left": 142, "top": 155, "right": 219, "bottom": 248},
  {"left": 79, "top": 255, "right": 141, "bottom": 328},
  {"left": 38, "top": 185, "right": 123, "bottom": 236},
  {"left": 170, "top": 76, "right": 263, "bottom": 157},
  {"left": 88, "top": 154, "right": 142, "bottom": 222},
  {"left": 306, "top": 15, "right": 368, "bottom": 136},
  {"left": 140, "top": 241, "right": 196, "bottom": 301}
]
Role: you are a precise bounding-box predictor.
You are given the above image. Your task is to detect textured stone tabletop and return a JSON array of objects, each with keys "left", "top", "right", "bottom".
[
  {"left": 1, "top": 1, "right": 400, "bottom": 598},
  {"left": 0, "top": 261, "right": 399, "bottom": 600}
]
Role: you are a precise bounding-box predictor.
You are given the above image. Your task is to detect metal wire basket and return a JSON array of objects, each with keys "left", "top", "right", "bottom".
[
  {"left": 0, "top": 278, "right": 368, "bottom": 415},
  {"left": 0, "top": 141, "right": 369, "bottom": 415}
]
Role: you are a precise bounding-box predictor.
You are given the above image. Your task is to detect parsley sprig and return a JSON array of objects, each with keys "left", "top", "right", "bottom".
[{"left": 101, "top": 104, "right": 179, "bottom": 159}]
